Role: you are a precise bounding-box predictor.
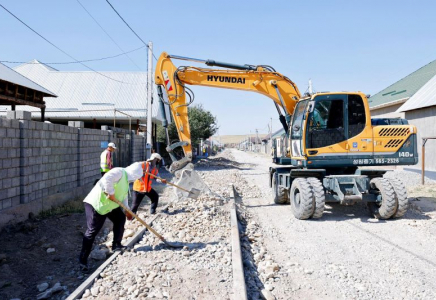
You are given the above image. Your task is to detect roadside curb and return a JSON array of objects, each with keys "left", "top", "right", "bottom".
[
  {"left": 230, "top": 184, "right": 248, "bottom": 300},
  {"left": 66, "top": 210, "right": 164, "bottom": 300}
]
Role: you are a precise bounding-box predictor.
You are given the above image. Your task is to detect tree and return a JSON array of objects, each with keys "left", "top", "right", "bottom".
[{"left": 157, "top": 104, "right": 218, "bottom": 149}]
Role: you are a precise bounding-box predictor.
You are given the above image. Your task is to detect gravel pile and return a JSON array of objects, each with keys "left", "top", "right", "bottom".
[
  {"left": 80, "top": 169, "right": 234, "bottom": 299},
  {"left": 383, "top": 169, "right": 436, "bottom": 187}
]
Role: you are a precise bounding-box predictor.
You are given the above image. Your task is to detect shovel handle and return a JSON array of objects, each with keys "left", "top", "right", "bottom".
[
  {"left": 111, "top": 198, "right": 166, "bottom": 242},
  {"left": 145, "top": 172, "right": 191, "bottom": 193}
]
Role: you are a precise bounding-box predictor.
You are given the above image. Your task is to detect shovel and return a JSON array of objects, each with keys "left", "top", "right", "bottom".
[
  {"left": 110, "top": 198, "right": 183, "bottom": 248},
  {"left": 145, "top": 172, "right": 201, "bottom": 200}
]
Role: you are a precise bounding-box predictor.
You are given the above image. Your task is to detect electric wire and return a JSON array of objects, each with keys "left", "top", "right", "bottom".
[
  {"left": 75, "top": 0, "right": 143, "bottom": 70},
  {"left": 0, "top": 45, "right": 146, "bottom": 65},
  {"left": 0, "top": 3, "right": 144, "bottom": 85},
  {"left": 105, "top": 0, "right": 158, "bottom": 61}
]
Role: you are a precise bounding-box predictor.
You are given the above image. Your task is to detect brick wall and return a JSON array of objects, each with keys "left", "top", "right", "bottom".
[{"left": 0, "top": 116, "right": 147, "bottom": 228}]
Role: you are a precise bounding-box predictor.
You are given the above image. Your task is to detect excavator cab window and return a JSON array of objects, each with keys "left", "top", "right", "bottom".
[
  {"left": 347, "top": 94, "right": 366, "bottom": 138},
  {"left": 307, "top": 97, "right": 346, "bottom": 148}
]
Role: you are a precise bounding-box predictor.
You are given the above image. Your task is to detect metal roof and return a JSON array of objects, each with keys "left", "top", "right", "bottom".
[
  {"left": 0, "top": 60, "right": 161, "bottom": 121},
  {"left": 369, "top": 59, "right": 436, "bottom": 109},
  {"left": 0, "top": 62, "right": 56, "bottom": 96},
  {"left": 397, "top": 74, "right": 436, "bottom": 112},
  {"left": 271, "top": 128, "right": 285, "bottom": 139}
]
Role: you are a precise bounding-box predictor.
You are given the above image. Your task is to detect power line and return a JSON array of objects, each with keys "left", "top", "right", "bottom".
[
  {"left": 75, "top": 0, "right": 143, "bottom": 70},
  {"left": 105, "top": 0, "right": 158, "bottom": 61},
  {"left": 0, "top": 45, "right": 146, "bottom": 65},
  {"left": 0, "top": 3, "right": 144, "bottom": 85}
]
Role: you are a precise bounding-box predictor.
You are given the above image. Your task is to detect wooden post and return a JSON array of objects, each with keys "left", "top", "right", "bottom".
[
  {"left": 136, "top": 119, "right": 140, "bottom": 135},
  {"left": 11, "top": 104, "right": 16, "bottom": 111},
  {"left": 93, "top": 118, "right": 96, "bottom": 129},
  {"left": 41, "top": 106, "right": 45, "bottom": 122},
  {"left": 422, "top": 139, "right": 426, "bottom": 185}
]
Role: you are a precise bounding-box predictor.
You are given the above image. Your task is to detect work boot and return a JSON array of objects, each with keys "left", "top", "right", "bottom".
[
  {"left": 150, "top": 208, "right": 156, "bottom": 215},
  {"left": 78, "top": 252, "right": 89, "bottom": 273},
  {"left": 79, "top": 263, "right": 89, "bottom": 273},
  {"left": 112, "top": 242, "right": 127, "bottom": 251}
]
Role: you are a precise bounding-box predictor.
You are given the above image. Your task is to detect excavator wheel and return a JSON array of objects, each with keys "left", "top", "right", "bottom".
[
  {"left": 272, "top": 173, "right": 289, "bottom": 204},
  {"left": 367, "top": 178, "right": 397, "bottom": 219},
  {"left": 388, "top": 178, "right": 409, "bottom": 218},
  {"left": 307, "top": 177, "right": 326, "bottom": 219},
  {"left": 290, "top": 178, "right": 314, "bottom": 220}
]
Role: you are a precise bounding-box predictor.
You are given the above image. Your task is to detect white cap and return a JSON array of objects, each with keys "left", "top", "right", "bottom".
[
  {"left": 124, "top": 162, "right": 144, "bottom": 182},
  {"left": 147, "top": 153, "right": 162, "bottom": 161},
  {"left": 108, "top": 142, "right": 116, "bottom": 149}
]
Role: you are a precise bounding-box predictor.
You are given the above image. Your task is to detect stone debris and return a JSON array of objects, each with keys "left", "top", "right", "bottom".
[
  {"left": 46, "top": 248, "right": 55, "bottom": 254},
  {"left": 79, "top": 153, "right": 239, "bottom": 299},
  {"left": 36, "top": 282, "right": 65, "bottom": 300},
  {"left": 37, "top": 282, "right": 49, "bottom": 292}
]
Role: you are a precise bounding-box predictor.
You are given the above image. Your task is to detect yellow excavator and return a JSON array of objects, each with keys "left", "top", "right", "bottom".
[{"left": 155, "top": 52, "right": 418, "bottom": 220}]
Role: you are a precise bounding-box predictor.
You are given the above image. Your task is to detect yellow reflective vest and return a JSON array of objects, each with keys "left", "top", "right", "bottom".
[{"left": 84, "top": 170, "right": 128, "bottom": 215}]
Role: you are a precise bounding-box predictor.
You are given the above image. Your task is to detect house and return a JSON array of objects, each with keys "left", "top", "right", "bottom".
[
  {"left": 369, "top": 60, "right": 436, "bottom": 118},
  {"left": 370, "top": 59, "right": 436, "bottom": 177},
  {"left": 0, "top": 62, "right": 56, "bottom": 117},
  {"left": 0, "top": 60, "right": 161, "bottom": 132}
]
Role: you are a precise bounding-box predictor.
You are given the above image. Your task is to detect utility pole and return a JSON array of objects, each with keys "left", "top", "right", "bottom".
[
  {"left": 146, "top": 41, "right": 153, "bottom": 159},
  {"left": 256, "top": 129, "right": 259, "bottom": 152},
  {"left": 309, "top": 78, "right": 313, "bottom": 95}
]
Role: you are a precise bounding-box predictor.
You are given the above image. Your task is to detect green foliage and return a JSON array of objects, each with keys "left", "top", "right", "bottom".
[
  {"left": 157, "top": 104, "right": 218, "bottom": 148},
  {"left": 38, "top": 197, "right": 84, "bottom": 218}
]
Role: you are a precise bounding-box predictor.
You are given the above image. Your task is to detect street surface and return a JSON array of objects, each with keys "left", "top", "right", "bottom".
[{"left": 230, "top": 149, "right": 436, "bottom": 300}]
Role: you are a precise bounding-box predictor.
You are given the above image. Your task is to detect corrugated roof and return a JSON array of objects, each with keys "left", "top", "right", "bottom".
[
  {"left": 0, "top": 62, "right": 56, "bottom": 96},
  {"left": 397, "top": 74, "right": 436, "bottom": 112},
  {"left": 271, "top": 128, "right": 285, "bottom": 138},
  {"left": 369, "top": 59, "right": 436, "bottom": 109},
  {"left": 0, "top": 60, "right": 160, "bottom": 120}
]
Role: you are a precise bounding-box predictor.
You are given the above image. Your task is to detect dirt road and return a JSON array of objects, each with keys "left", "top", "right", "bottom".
[{"left": 230, "top": 149, "right": 436, "bottom": 300}]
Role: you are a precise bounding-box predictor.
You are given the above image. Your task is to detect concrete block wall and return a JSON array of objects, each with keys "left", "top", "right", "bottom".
[
  {"left": 131, "top": 133, "right": 147, "bottom": 163},
  {"left": 0, "top": 117, "right": 21, "bottom": 211},
  {"left": 78, "top": 128, "right": 111, "bottom": 186},
  {"left": 18, "top": 120, "right": 80, "bottom": 205},
  {"left": 0, "top": 116, "right": 146, "bottom": 228}
]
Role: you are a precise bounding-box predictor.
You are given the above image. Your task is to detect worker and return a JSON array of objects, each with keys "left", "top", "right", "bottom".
[
  {"left": 79, "top": 162, "right": 144, "bottom": 272},
  {"left": 131, "top": 153, "right": 167, "bottom": 215},
  {"left": 100, "top": 142, "right": 116, "bottom": 177}
]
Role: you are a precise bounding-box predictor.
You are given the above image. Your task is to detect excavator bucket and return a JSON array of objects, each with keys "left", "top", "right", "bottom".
[{"left": 173, "top": 164, "right": 209, "bottom": 200}]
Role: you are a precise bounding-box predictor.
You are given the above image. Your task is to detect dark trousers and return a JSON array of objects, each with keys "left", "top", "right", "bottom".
[
  {"left": 79, "top": 203, "right": 126, "bottom": 264},
  {"left": 131, "top": 189, "right": 159, "bottom": 214}
]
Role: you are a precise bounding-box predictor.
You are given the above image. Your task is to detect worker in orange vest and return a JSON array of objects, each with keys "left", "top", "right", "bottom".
[{"left": 131, "top": 153, "right": 167, "bottom": 215}]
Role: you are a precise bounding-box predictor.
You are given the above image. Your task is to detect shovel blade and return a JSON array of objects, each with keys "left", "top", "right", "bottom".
[
  {"left": 188, "top": 188, "right": 201, "bottom": 199},
  {"left": 174, "top": 168, "right": 208, "bottom": 200}
]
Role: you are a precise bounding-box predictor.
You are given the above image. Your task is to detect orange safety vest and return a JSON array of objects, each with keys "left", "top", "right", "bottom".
[{"left": 133, "top": 162, "right": 158, "bottom": 193}]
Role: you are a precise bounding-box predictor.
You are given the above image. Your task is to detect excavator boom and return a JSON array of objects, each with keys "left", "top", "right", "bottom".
[{"left": 155, "top": 52, "right": 301, "bottom": 172}]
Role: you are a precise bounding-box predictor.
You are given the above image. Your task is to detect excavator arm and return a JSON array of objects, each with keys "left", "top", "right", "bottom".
[{"left": 155, "top": 52, "right": 301, "bottom": 172}]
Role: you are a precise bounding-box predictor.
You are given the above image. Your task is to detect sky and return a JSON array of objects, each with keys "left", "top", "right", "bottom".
[{"left": 1, "top": 0, "right": 436, "bottom": 135}]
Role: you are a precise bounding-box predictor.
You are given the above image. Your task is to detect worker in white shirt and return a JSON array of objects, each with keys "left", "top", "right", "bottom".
[
  {"left": 79, "top": 162, "right": 144, "bottom": 272},
  {"left": 100, "top": 142, "right": 116, "bottom": 177}
]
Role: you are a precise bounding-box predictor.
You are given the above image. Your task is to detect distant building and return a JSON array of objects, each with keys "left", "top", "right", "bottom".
[
  {"left": 369, "top": 60, "right": 436, "bottom": 118},
  {"left": 0, "top": 60, "right": 162, "bottom": 131},
  {"left": 370, "top": 59, "right": 436, "bottom": 177}
]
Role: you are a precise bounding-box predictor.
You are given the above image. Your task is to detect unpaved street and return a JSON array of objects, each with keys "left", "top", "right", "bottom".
[{"left": 230, "top": 149, "right": 436, "bottom": 299}]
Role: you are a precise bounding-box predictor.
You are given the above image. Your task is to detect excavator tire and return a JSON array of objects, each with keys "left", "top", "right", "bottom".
[
  {"left": 388, "top": 178, "right": 409, "bottom": 218},
  {"left": 290, "top": 178, "right": 314, "bottom": 220},
  {"left": 368, "top": 178, "right": 397, "bottom": 219},
  {"left": 272, "top": 174, "right": 289, "bottom": 204},
  {"left": 307, "top": 177, "right": 325, "bottom": 219}
]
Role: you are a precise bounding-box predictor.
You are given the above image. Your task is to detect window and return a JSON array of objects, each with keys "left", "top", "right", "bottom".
[
  {"left": 290, "top": 100, "right": 308, "bottom": 140},
  {"left": 348, "top": 94, "right": 366, "bottom": 138},
  {"left": 307, "top": 99, "right": 345, "bottom": 148}
]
